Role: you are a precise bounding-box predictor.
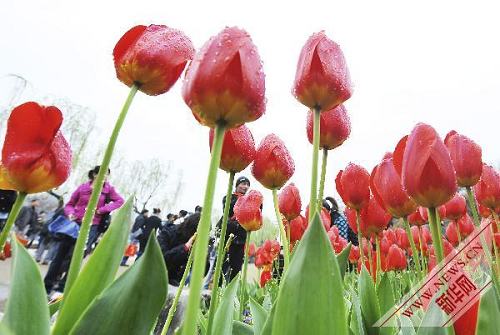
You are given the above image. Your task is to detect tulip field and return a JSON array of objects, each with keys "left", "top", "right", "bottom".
[{"left": 0, "top": 22, "right": 500, "bottom": 335}]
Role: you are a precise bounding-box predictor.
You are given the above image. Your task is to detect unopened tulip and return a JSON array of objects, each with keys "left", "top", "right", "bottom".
[
  {"left": 395, "top": 228, "right": 410, "bottom": 250},
  {"left": 183, "top": 27, "right": 265, "bottom": 128},
  {"left": 336, "top": 163, "right": 370, "bottom": 211},
  {"left": 252, "top": 134, "right": 295, "bottom": 189},
  {"left": 444, "top": 194, "right": 467, "bottom": 221},
  {"left": 386, "top": 245, "right": 407, "bottom": 271},
  {"left": 278, "top": 183, "right": 302, "bottom": 221},
  {"left": 114, "top": 25, "right": 194, "bottom": 96},
  {"left": 371, "top": 157, "right": 417, "bottom": 218},
  {"left": 234, "top": 190, "right": 263, "bottom": 231},
  {"left": 349, "top": 245, "right": 360, "bottom": 263},
  {"left": 293, "top": 31, "right": 352, "bottom": 111},
  {"left": 408, "top": 210, "right": 426, "bottom": 226},
  {"left": 445, "top": 222, "right": 460, "bottom": 246},
  {"left": 0, "top": 102, "right": 71, "bottom": 193},
  {"left": 260, "top": 270, "right": 272, "bottom": 287},
  {"left": 396, "top": 124, "right": 457, "bottom": 208},
  {"left": 305, "top": 205, "right": 331, "bottom": 231},
  {"left": 361, "top": 197, "right": 392, "bottom": 237},
  {"left": 473, "top": 164, "right": 500, "bottom": 211},
  {"left": 287, "top": 214, "right": 308, "bottom": 246},
  {"left": 444, "top": 131, "right": 482, "bottom": 187},
  {"left": 306, "top": 104, "right": 351, "bottom": 150},
  {"left": 209, "top": 124, "right": 255, "bottom": 173},
  {"left": 457, "top": 214, "right": 474, "bottom": 238}
]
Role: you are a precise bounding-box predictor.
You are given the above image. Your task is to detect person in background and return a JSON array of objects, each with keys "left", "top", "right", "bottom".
[
  {"left": 194, "top": 205, "right": 202, "bottom": 214},
  {"left": 0, "top": 190, "right": 17, "bottom": 231},
  {"left": 26, "top": 210, "right": 45, "bottom": 247},
  {"left": 163, "top": 213, "right": 176, "bottom": 229},
  {"left": 14, "top": 198, "right": 39, "bottom": 235},
  {"left": 120, "top": 209, "right": 149, "bottom": 266},
  {"left": 35, "top": 200, "right": 65, "bottom": 264},
  {"left": 136, "top": 207, "right": 162, "bottom": 259},
  {"left": 324, "top": 197, "right": 357, "bottom": 245},
  {"left": 174, "top": 210, "right": 189, "bottom": 225}
]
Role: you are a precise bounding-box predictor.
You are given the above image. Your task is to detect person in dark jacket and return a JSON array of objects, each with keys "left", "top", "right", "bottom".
[
  {"left": 14, "top": 198, "right": 39, "bottom": 234},
  {"left": 132, "top": 209, "right": 149, "bottom": 233},
  {"left": 136, "top": 208, "right": 162, "bottom": 259},
  {"left": 0, "top": 190, "right": 17, "bottom": 231},
  {"left": 158, "top": 212, "right": 205, "bottom": 286},
  {"left": 219, "top": 176, "right": 250, "bottom": 281}
]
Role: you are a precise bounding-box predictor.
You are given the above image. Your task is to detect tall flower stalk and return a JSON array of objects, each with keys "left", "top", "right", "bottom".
[
  {"left": 273, "top": 189, "right": 289, "bottom": 269},
  {"left": 402, "top": 217, "right": 422, "bottom": 277},
  {"left": 309, "top": 107, "right": 321, "bottom": 221}
]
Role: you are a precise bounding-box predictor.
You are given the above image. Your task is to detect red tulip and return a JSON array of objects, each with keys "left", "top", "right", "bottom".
[
  {"left": 336, "top": 163, "right": 371, "bottom": 211},
  {"left": 444, "top": 130, "right": 482, "bottom": 187},
  {"left": 457, "top": 214, "right": 474, "bottom": 238},
  {"left": 453, "top": 299, "right": 479, "bottom": 335},
  {"left": 247, "top": 243, "right": 256, "bottom": 257},
  {"left": 396, "top": 124, "right": 457, "bottom": 208},
  {"left": 361, "top": 197, "right": 392, "bottom": 237},
  {"left": 327, "top": 226, "right": 348, "bottom": 254},
  {"left": 371, "top": 157, "right": 417, "bottom": 218},
  {"left": 113, "top": 25, "right": 194, "bottom": 96},
  {"left": 395, "top": 228, "right": 410, "bottom": 250},
  {"left": 421, "top": 226, "right": 432, "bottom": 244},
  {"left": 252, "top": 134, "right": 295, "bottom": 189},
  {"left": 383, "top": 229, "right": 397, "bottom": 244},
  {"left": 278, "top": 183, "right": 302, "bottom": 221},
  {"left": 386, "top": 245, "right": 407, "bottom": 271},
  {"left": 260, "top": 270, "right": 272, "bottom": 287},
  {"left": 255, "top": 240, "right": 280, "bottom": 268},
  {"left": 287, "top": 214, "right": 308, "bottom": 246},
  {"left": 477, "top": 203, "right": 492, "bottom": 218},
  {"left": 444, "top": 194, "right": 467, "bottom": 221},
  {"left": 0, "top": 102, "right": 71, "bottom": 193},
  {"left": 234, "top": 190, "right": 263, "bottom": 231},
  {"left": 408, "top": 209, "right": 426, "bottom": 226},
  {"left": 473, "top": 164, "right": 500, "bottom": 211},
  {"left": 410, "top": 225, "right": 422, "bottom": 247},
  {"left": 348, "top": 245, "right": 360, "bottom": 263},
  {"left": 209, "top": 124, "right": 256, "bottom": 173},
  {"left": 380, "top": 236, "right": 391, "bottom": 254},
  {"left": 293, "top": 31, "right": 352, "bottom": 112},
  {"left": 494, "top": 233, "right": 500, "bottom": 248},
  {"left": 446, "top": 221, "right": 460, "bottom": 246},
  {"left": 306, "top": 104, "right": 351, "bottom": 150},
  {"left": 305, "top": 205, "right": 331, "bottom": 231},
  {"left": 183, "top": 27, "right": 265, "bottom": 128}
]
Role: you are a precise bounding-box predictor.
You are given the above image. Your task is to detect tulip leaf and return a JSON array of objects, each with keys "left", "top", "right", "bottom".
[
  {"left": 399, "top": 315, "right": 416, "bottom": 335},
  {"left": 359, "top": 265, "right": 382, "bottom": 335},
  {"left": 377, "top": 273, "right": 396, "bottom": 335},
  {"left": 349, "top": 292, "right": 367, "bottom": 335},
  {"left": 233, "top": 321, "right": 254, "bottom": 335},
  {"left": 53, "top": 197, "right": 133, "bottom": 334},
  {"left": 337, "top": 243, "right": 352, "bottom": 280},
  {"left": 260, "top": 302, "right": 276, "bottom": 335},
  {"left": 1, "top": 237, "right": 50, "bottom": 335},
  {"left": 476, "top": 285, "right": 500, "bottom": 335},
  {"left": 415, "top": 301, "right": 453, "bottom": 335},
  {"left": 69, "top": 233, "right": 167, "bottom": 334},
  {"left": 212, "top": 274, "right": 239, "bottom": 335},
  {"left": 271, "top": 212, "right": 348, "bottom": 335},
  {"left": 250, "top": 296, "right": 268, "bottom": 335},
  {"left": 49, "top": 300, "right": 62, "bottom": 316}
]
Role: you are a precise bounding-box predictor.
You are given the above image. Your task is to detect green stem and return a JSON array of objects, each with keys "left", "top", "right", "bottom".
[
  {"left": 367, "top": 241, "right": 374, "bottom": 280},
  {"left": 0, "top": 192, "right": 27, "bottom": 250},
  {"left": 182, "top": 123, "right": 226, "bottom": 335},
  {"left": 375, "top": 234, "right": 381, "bottom": 284},
  {"left": 491, "top": 213, "right": 500, "bottom": 280},
  {"left": 356, "top": 210, "right": 364, "bottom": 264},
  {"left": 239, "top": 232, "right": 251, "bottom": 320},
  {"left": 63, "top": 85, "right": 139, "bottom": 298},
  {"left": 427, "top": 207, "right": 444, "bottom": 263},
  {"left": 309, "top": 107, "right": 321, "bottom": 222},
  {"left": 402, "top": 217, "right": 422, "bottom": 277},
  {"left": 418, "top": 227, "right": 427, "bottom": 273},
  {"left": 206, "top": 171, "right": 235, "bottom": 335},
  {"left": 272, "top": 188, "right": 289, "bottom": 270},
  {"left": 161, "top": 241, "right": 196, "bottom": 335},
  {"left": 317, "top": 148, "right": 328, "bottom": 208}
]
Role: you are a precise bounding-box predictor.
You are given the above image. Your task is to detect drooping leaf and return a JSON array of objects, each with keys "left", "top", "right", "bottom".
[
  {"left": 271, "top": 212, "right": 348, "bottom": 335},
  {"left": 1, "top": 237, "right": 49, "bottom": 335},
  {"left": 232, "top": 321, "right": 254, "bottom": 335},
  {"left": 250, "top": 296, "right": 268, "bottom": 335},
  {"left": 212, "top": 274, "right": 239, "bottom": 335},
  {"left": 359, "top": 265, "right": 382, "bottom": 335},
  {"left": 337, "top": 243, "right": 352, "bottom": 280},
  {"left": 69, "top": 234, "right": 168, "bottom": 334},
  {"left": 53, "top": 197, "right": 133, "bottom": 334}
]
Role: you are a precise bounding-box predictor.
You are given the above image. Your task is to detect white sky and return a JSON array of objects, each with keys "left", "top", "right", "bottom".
[{"left": 1, "top": 0, "right": 500, "bottom": 219}]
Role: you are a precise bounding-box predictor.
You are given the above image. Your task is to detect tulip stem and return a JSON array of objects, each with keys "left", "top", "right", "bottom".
[
  {"left": 206, "top": 171, "right": 235, "bottom": 335},
  {"left": 0, "top": 191, "right": 27, "bottom": 251},
  {"left": 490, "top": 213, "right": 500, "bottom": 279},
  {"left": 367, "top": 241, "right": 374, "bottom": 281},
  {"left": 402, "top": 217, "right": 423, "bottom": 277},
  {"left": 375, "top": 235, "right": 381, "bottom": 284},
  {"left": 309, "top": 107, "right": 321, "bottom": 222},
  {"left": 317, "top": 148, "right": 328, "bottom": 208},
  {"left": 356, "top": 210, "right": 364, "bottom": 263},
  {"left": 239, "top": 232, "right": 251, "bottom": 320},
  {"left": 427, "top": 207, "right": 444, "bottom": 263},
  {"left": 63, "top": 84, "right": 139, "bottom": 299},
  {"left": 183, "top": 122, "right": 226, "bottom": 335},
  {"left": 272, "top": 188, "right": 289, "bottom": 271},
  {"left": 161, "top": 241, "right": 196, "bottom": 335}
]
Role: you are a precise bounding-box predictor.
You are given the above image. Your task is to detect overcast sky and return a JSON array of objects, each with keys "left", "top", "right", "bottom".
[{"left": 1, "top": 0, "right": 499, "bottom": 218}]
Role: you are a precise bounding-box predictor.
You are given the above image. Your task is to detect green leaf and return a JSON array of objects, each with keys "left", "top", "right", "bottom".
[
  {"left": 49, "top": 300, "right": 62, "bottom": 316},
  {"left": 212, "top": 274, "right": 239, "bottom": 335},
  {"left": 377, "top": 273, "right": 395, "bottom": 335},
  {"left": 53, "top": 197, "right": 133, "bottom": 334},
  {"left": 69, "top": 233, "right": 168, "bottom": 334},
  {"left": 271, "top": 212, "right": 348, "bottom": 335},
  {"left": 198, "top": 310, "right": 207, "bottom": 335},
  {"left": 349, "top": 292, "right": 367, "bottom": 335},
  {"left": 0, "top": 323, "right": 14, "bottom": 335},
  {"left": 399, "top": 315, "right": 416, "bottom": 335},
  {"left": 476, "top": 285, "right": 500, "bottom": 335},
  {"left": 416, "top": 301, "right": 454, "bottom": 335},
  {"left": 249, "top": 296, "right": 268, "bottom": 335},
  {"left": 359, "top": 266, "right": 381, "bottom": 335},
  {"left": 260, "top": 302, "right": 276, "bottom": 335},
  {"left": 337, "top": 243, "right": 352, "bottom": 280},
  {"left": 232, "top": 321, "right": 254, "bottom": 335},
  {"left": 1, "top": 237, "right": 49, "bottom": 335}
]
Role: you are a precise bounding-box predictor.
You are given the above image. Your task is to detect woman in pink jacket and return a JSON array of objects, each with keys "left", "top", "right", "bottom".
[{"left": 44, "top": 165, "right": 124, "bottom": 294}]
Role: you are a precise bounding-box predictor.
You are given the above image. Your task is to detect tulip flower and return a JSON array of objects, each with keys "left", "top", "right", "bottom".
[
  {"left": 396, "top": 124, "right": 457, "bottom": 208},
  {"left": 457, "top": 214, "right": 474, "bottom": 238},
  {"left": 445, "top": 221, "right": 461, "bottom": 246},
  {"left": 473, "top": 164, "right": 500, "bottom": 211},
  {"left": 234, "top": 190, "right": 264, "bottom": 231},
  {"left": 260, "top": 270, "right": 272, "bottom": 287},
  {"left": 444, "top": 130, "right": 482, "bottom": 187},
  {"left": 349, "top": 245, "right": 360, "bottom": 263},
  {"left": 306, "top": 104, "right": 351, "bottom": 150},
  {"left": 209, "top": 124, "right": 256, "bottom": 173},
  {"left": 453, "top": 299, "right": 479, "bottom": 335},
  {"left": 183, "top": 27, "right": 266, "bottom": 129},
  {"left": 278, "top": 183, "right": 302, "bottom": 221},
  {"left": 305, "top": 205, "right": 331, "bottom": 232},
  {"left": 335, "top": 163, "right": 371, "bottom": 211},
  {"left": 478, "top": 203, "right": 492, "bottom": 218},
  {"left": 113, "top": 24, "right": 194, "bottom": 96},
  {"left": 383, "top": 229, "right": 397, "bottom": 245},
  {"left": 371, "top": 157, "right": 417, "bottom": 218},
  {"left": 386, "top": 245, "right": 407, "bottom": 271},
  {"left": 293, "top": 31, "right": 352, "bottom": 112},
  {"left": 444, "top": 194, "right": 467, "bottom": 221},
  {"left": 287, "top": 214, "right": 308, "bottom": 247},
  {"left": 361, "top": 197, "right": 392, "bottom": 237},
  {"left": 408, "top": 210, "right": 426, "bottom": 226},
  {"left": 395, "top": 228, "right": 410, "bottom": 250},
  {"left": 380, "top": 236, "right": 390, "bottom": 254},
  {"left": 252, "top": 134, "right": 295, "bottom": 190}
]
